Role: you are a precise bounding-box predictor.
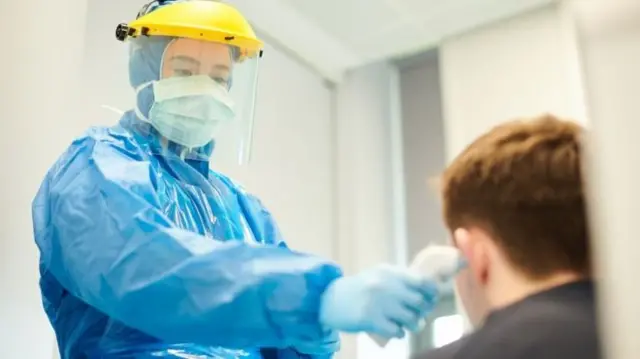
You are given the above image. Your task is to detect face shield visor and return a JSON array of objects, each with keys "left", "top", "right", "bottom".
[{"left": 132, "top": 36, "right": 260, "bottom": 165}]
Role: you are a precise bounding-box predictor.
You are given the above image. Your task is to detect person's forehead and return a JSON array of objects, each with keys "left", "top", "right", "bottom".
[{"left": 164, "top": 38, "right": 231, "bottom": 62}]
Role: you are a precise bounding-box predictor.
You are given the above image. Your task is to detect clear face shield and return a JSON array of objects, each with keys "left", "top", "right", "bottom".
[{"left": 133, "top": 37, "right": 260, "bottom": 165}]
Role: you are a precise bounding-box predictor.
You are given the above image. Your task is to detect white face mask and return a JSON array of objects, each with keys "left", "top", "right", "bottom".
[{"left": 135, "top": 75, "right": 236, "bottom": 149}]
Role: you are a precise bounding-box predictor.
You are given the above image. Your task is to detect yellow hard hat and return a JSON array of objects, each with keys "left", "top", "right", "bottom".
[{"left": 115, "top": 0, "right": 263, "bottom": 59}]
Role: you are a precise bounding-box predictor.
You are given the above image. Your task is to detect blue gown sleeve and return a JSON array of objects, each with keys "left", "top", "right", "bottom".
[
  {"left": 32, "top": 133, "right": 343, "bottom": 349},
  {"left": 232, "top": 191, "right": 340, "bottom": 358}
]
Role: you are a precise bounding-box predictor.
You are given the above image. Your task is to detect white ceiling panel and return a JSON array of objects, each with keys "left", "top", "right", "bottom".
[
  {"left": 391, "top": 0, "right": 465, "bottom": 27},
  {"left": 281, "top": 0, "right": 411, "bottom": 43},
  {"left": 349, "top": 25, "right": 430, "bottom": 61},
  {"left": 233, "top": 0, "right": 555, "bottom": 81},
  {"left": 415, "top": 0, "right": 556, "bottom": 33},
  {"left": 397, "top": 0, "right": 490, "bottom": 18}
]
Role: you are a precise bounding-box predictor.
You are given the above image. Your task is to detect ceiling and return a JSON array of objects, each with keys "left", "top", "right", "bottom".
[{"left": 229, "top": 0, "right": 554, "bottom": 82}]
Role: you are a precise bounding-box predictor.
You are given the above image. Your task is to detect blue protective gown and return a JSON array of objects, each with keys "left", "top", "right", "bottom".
[{"left": 32, "top": 112, "right": 343, "bottom": 358}]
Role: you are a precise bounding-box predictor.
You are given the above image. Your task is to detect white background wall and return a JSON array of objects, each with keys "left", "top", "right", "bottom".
[
  {"left": 334, "top": 62, "right": 409, "bottom": 359},
  {"left": 0, "top": 0, "right": 90, "bottom": 358},
  {"left": 440, "top": 4, "right": 588, "bottom": 160},
  {"left": 217, "top": 44, "right": 337, "bottom": 259},
  {"left": 569, "top": 2, "right": 640, "bottom": 358}
]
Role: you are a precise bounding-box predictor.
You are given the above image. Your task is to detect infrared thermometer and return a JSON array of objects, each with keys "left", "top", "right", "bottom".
[{"left": 369, "top": 245, "right": 466, "bottom": 347}]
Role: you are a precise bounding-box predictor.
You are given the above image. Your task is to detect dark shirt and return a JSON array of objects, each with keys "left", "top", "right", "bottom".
[{"left": 414, "top": 281, "right": 601, "bottom": 359}]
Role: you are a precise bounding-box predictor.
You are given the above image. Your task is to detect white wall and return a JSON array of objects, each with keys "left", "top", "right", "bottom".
[
  {"left": 218, "top": 45, "right": 336, "bottom": 259},
  {"left": 440, "top": 4, "right": 588, "bottom": 160},
  {"left": 79, "top": 0, "right": 141, "bottom": 126},
  {"left": 335, "top": 63, "right": 398, "bottom": 273},
  {"left": 334, "top": 62, "right": 410, "bottom": 359},
  {"left": 0, "top": 0, "right": 89, "bottom": 358},
  {"left": 569, "top": 2, "right": 640, "bottom": 358}
]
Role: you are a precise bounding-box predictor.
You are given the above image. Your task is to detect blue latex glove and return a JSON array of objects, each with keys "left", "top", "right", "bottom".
[{"left": 319, "top": 264, "right": 439, "bottom": 338}]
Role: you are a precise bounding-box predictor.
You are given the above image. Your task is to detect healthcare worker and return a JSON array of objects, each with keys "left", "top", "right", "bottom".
[{"left": 32, "top": 1, "right": 440, "bottom": 358}]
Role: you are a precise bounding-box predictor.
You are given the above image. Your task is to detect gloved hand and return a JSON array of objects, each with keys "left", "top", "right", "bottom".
[{"left": 318, "top": 264, "right": 439, "bottom": 339}]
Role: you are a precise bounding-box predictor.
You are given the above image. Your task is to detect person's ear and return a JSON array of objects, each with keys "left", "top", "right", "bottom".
[{"left": 453, "top": 227, "right": 490, "bottom": 285}]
